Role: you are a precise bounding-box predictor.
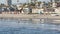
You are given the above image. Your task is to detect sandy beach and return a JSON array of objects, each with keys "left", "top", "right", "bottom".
[{"left": 0, "top": 14, "right": 60, "bottom": 19}]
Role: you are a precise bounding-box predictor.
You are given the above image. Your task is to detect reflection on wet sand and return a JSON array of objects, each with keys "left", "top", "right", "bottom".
[{"left": 0, "top": 18, "right": 60, "bottom": 24}]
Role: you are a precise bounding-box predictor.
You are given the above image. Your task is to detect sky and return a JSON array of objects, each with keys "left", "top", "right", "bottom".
[{"left": 0, "top": 0, "right": 50, "bottom": 4}]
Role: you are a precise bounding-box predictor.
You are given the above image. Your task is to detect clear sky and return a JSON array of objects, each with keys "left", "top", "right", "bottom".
[{"left": 0, "top": 0, "right": 50, "bottom": 4}]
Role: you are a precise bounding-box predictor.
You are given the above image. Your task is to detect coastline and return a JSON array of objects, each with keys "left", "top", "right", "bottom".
[
  {"left": 0, "top": 14, "right": 60, "bottom": 19},
  {"left": 0, "top": 14, "right": 60, "bottom": 24}
]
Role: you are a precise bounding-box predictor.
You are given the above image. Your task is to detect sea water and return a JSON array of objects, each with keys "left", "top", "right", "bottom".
[{"left": 0, "top": 18, "right": 60, "bottom": 34}]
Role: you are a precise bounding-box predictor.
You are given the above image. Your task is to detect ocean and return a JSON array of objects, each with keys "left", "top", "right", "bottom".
[{"left": 0, "top": 18, "right": 60, "bottom": 34}]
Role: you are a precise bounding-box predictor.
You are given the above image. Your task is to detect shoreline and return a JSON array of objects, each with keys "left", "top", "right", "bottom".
[
  {"left": 0, "top": 14, "right": 60, "bottom": 19},
  {"left": 0, "top": 14, "right": 60, "bottom": 24}
]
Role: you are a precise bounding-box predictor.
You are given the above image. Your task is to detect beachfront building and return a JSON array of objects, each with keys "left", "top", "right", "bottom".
[
  {"left": 50, "top": 0, "right": 60, "bottom": 7},
  {"left": 52, "top": 0, "right": 60, "bottom": 14},
  {"left": 23, "top": 7, "right": 30, "bottom": 14},
  {"left": 40, "top": 2, "right": 44, "bottom": 8},
  {"left": 0, "top": 4, "right": 10, "bottom": 11},
  {"left": 50, "top": 0, "right": 57, "bottom": 8},
  {"left": 55, "top": 7, "right": 60, "bottom": 14},
  {"left": 32, "top": 8, "right": 44, "bottom": 14},
  {"left": 44, "top": 7, "right": 55, "bottom": 14}
]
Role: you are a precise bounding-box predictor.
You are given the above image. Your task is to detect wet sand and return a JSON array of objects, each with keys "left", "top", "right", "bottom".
[{"left": 0, "top": 14, "right": 60, "bottom": 24}]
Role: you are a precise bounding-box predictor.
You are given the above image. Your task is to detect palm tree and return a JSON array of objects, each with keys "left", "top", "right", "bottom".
[{"left": 37, "top": 1, "right": 41, "bottom": 7}]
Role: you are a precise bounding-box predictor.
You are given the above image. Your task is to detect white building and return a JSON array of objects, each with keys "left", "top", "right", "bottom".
[
  {"left": 32, "top": 8, "right": 44, "bottom": 14},
  {"left": 51, "top": 0, "right": 60, "bottom": 8},
  {"left": 55, "top": 7, "right": 60, "bottom": 14},
  {"left": 51, "top": 0, "right": 57, "bottom": 8},
  {"left": 40, "top": 2, "right": 44, "bottom": 8},
  {"left": 52, "top": 2, "right": 57, "bottom": 8}
]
